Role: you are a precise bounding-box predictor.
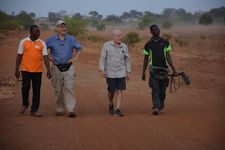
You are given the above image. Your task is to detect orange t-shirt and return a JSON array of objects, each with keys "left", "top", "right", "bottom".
[{"left": 18, "top": 37, "right": 48, "bottom": 72}]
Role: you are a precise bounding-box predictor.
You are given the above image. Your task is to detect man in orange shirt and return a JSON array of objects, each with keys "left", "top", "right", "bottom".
[{"left": 15, "top": 25, "right": 51, "bottom": 117}]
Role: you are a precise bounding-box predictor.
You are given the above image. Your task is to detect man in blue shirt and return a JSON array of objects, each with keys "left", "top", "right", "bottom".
[{"left": 46, "top": 20, "right": 81, "bottom": 117}]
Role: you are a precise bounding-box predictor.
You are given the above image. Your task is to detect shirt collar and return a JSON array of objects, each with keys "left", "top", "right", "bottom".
[
  {"left": 27, "top": 37, "right": 40, "bottom": 42},
  {"left": 110, "top": 40, "right": 123, "bottom": 48},
  {"left": 56, "top": 34, "right": 68, "bottom": 40},
  {"left": 151, "top": 36, "right": 162, "bottom": 42}
]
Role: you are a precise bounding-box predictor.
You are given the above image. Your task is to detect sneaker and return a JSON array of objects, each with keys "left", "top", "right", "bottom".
[
  {"left": 152, "top": 108, "right": 159, "bottom": 115},
  {"left": 55, "top": 111, "right": 64, "bottom": 116},
  {"left": 114, "top": 109, "right": 124, "bottom": 117},
  {"left": 30, "top": 112, "right": 42, "bottom": 117},
  {"left": 109, "top": 104, "right": 114, "bottom": 115},
  {"left": 68, "top": 112, "right": 76, "bottom": 118}
]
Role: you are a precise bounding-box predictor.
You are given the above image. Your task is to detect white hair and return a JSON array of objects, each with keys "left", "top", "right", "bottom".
[{"left": 112, "top": 29, "right": 122, "bottom": 35}]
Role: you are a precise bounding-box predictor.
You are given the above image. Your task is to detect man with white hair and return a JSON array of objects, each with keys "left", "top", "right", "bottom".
[{"left": 99, "top": 29, "right": 131, "bottom": 117}]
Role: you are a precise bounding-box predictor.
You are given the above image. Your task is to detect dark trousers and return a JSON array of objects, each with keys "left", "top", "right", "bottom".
[
  {"left": 21, "top": 71, "right": 42, "bottom": 112},
  {"left": 149, "top": 73, "right": 169, "bottom": 110}
]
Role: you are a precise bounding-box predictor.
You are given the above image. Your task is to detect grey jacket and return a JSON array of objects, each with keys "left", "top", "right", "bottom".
[{"left": 99, "top": 41, "right": 131, "bottom": 78}]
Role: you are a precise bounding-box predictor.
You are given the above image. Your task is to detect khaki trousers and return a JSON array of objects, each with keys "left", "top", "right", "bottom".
[{"left": 51, "top": 64, "right": 76, "bottom": 113}]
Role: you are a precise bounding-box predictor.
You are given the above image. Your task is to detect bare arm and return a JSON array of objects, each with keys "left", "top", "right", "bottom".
[
  {"left": 142, "top": 55, "right": 149, "bottom": 81},
  {"left": 73, "top": 50, "right": 81, "bottom": 63},
  {"left": 47, "top": 48, "right": 54, "bottom": 63},
  {"left": 67, "top": 49, "right": 81, "bottom": 64},
  {"left": 166, "top": 52, "right": 177, "bottom": 74},
  {"left": 43, "top": 55, "right": 51, "bottom": 79},
  {"left": 15, "top": 54, "right": 23, "bottom": 79}
]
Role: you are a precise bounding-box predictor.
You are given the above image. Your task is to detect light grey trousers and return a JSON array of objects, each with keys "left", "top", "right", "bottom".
[{"left": 51, "top": 64, "right": 76, "bottom": 113}]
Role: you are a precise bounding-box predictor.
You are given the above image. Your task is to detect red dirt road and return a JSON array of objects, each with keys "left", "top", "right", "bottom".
[{"left": 0, "top": 29, "right": 225, "bottom": 150}]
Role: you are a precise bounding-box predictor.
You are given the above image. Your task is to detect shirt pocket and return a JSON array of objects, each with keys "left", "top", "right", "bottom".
[{"left": 118, "top": 50, "right": 126, "bottom": 60}]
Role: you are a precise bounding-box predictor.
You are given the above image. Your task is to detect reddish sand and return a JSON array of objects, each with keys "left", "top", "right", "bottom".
[{"left": 0, "top": 28, "right": 225, "bottom": 150}]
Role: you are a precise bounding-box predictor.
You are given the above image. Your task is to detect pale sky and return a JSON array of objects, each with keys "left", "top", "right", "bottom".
[{"left": 0, "top": 0, "right": 225, "bottom": 17}]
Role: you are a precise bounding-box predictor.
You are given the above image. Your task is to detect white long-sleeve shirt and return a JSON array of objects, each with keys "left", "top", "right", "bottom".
[{"left": 99, "top": 41, "right": 131, "bottom": 78}]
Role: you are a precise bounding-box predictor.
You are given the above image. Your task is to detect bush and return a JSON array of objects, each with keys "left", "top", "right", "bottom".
[
  {"left": 199, "top": 14, "right": 213, "bottom": 25},
  {"left": 0, "top": 19, "right": 20, "bottom": 30},
  {"left": 87, "top": 35, "right": 105, "bottom": 43},
  {"left": 174, "top": 37, "right": 189, "bottom": 47},
  {"left": 200, "top": 35, "right": 206, "bottom": 40},
  {"left": 162, "top": 33, "right": 173, "bottom": 41},
  {"left": 138, "top": 17, "right": 155, "bottom": 30},
  {"left": 96, "top": 23, "right": 105, "bottom": 31},
  {"left": 123, "top": 32, "right": 141, "bottom": 48},
  {"left": 64, "top": 16, "right": 87, "bottom": 36},
  {"left": 0, "top": 10, "right": 35, "bottom": 31}
]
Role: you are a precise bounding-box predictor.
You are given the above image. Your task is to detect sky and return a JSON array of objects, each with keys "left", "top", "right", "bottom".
[{"left": 0, "top": 0, "right": 225, "bottom": 17}]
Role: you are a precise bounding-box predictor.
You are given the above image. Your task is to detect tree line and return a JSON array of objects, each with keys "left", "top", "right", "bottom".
[
  {"left": 0, "top": 7, "right": 225, "bottom": 32},
  {"left": 48, "top": 7, "right": 225, "bottom": 29},
  {"left": 0, "top": 10, "right": 35, "bottom": 31}
]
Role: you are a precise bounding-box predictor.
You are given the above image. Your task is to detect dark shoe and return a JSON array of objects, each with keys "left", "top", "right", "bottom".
[
  {"left": 30, "top": 112, "right": 42, "bottom": 117},
  {"left": 55, "top": 111, "right": 64, "bottom": 116},
  {"left": 109, "top": 104, "right": 114, "bottom": 115},
  {"left": 114, "top": 109, "right": 124, "bottom": 117},
  {"left": 68, "top": 112, "right": 76, "bottom": 118},
  {"left": 19, "top": 105, "right": 28, "bottom": 114},
  {"left": 152, "top": 108, "right": 159, "bottom": 116}
]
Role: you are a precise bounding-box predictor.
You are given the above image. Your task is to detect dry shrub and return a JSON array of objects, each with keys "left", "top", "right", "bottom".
[
  {"left": 87, "top": 35, "right": 106, "bottom": 43},
  {"left": 174, "top": 37, "right": 190, "bottom": 47},
  {"left": 162, "top": 33, "right": 173, "bottom": 41}
]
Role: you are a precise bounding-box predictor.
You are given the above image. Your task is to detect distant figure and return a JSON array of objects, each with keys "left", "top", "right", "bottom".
[
  {"left": 99, "top": 29, "right": 131, "bottom": 117},
  {"left": 15, "top": 25, "right": 51, "bottom": 117},
  {"left": 46, "top": 20, "right": 81, "bottom": 118},
  {"left": 142, "top": 24, "right": 177, "bottom": 115}
]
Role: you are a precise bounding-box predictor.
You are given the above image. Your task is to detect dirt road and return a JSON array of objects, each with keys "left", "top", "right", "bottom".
[{"left": 0, "top": 29, "right": 225, "bottom": 150}]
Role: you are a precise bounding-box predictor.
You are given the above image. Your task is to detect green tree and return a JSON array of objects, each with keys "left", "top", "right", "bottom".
[
  {"left": 120, "top": 12, "right": 132, "bottom": 21},
  {"left": 137, "top": 11, "right": 157, "bottom": 29},
  {"left": 105, "top": 15, "right": 122, "bottom": 23},
  {"left": 129, "top": 10, "right": 143, "bottom": 19},
  {"left": 0, "top": 11, "right": 20, "bottom": 31},
  {"left": 64, "top": 16, "right": 87, "bottom": 36},
  {"left": 199, "top": 13, "right": 213, "bottom": 25},
  {"left": 88, "top": 11, "right": 103, "bottom": 20},
  {"left": 96, "top": 23, "right": 105, "bottom": 31},
  {"left": 138, "top": 16, "right": 155, "bottom": 29},
  {"left": 73, "top": 13, "right": 82, "bottom": 19},
  {"left": 209, "top": 6, "right": 225, "bottom": 18},
  {"left": 90, "top": 19, "right": 99, "bottom": 27},
  {"left": 89, "top": 11, "right": 98, "bottom": 17},
  {"left": 16, "top": 10, "right": 34, "bottom": 29},
  {"left": 208, "top": 7, "right": 225, "bottom": 24},
  {"left": 29, "top": 12, "right": 36, "bottom": 18}
]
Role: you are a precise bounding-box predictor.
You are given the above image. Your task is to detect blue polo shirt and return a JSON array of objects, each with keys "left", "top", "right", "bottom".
[{"left": 46, "top": 34, "right": 81, "bottom": 65}]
